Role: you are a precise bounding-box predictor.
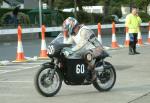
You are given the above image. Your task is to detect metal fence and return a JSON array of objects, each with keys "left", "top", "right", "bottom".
[{"left": 0, "top": 23, "right": 149, "bottom": 35}]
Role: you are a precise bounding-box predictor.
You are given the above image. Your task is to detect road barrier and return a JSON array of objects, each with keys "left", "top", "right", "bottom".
[
  {"left": 0, "top": 23, "right": 149, "bottom": 35},
  {"left": 39, "top": 25, "right": 48, "bottom": 59},
  {"left": 137, "top": 31, "right": 143, "bottom": 46},
  {"left": 13, "top": 25, "right": 27, "bottom": 62},
  {"left": 97, "top": 23, "right": 102, "bottom": 44},
  {"left": 124, "top": 27, "right": 130, "bottom": 47},
  {"left": 148, "top": 22, "right": 150, "bottom": 44},
  {"left": 111, "top": 22, "right": 119, "bottom": 48}
]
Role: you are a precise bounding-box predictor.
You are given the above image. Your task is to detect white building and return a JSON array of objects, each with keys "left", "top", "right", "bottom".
[
  {"left": 148, "top": 4, "right": 150, "bottom": 15},
  {"left": 82, "top": 6, "right": 104, "bottom": 14},
  {"left": 121, "top": 6, "right": 130, "bottom": 16},
  {"left": 0, "top": 1, "right": 11, "bottom": 8},
  {"left": 24, "top": 0, "right": 38, "bottom": 9},
  {"left": 121, "top": 4, "right": 150, "bottom": 16},
  {"left": 0, "top": 0, "right": 24, "bottom": 9},
  {"left": 62, "top": 6, "right": 104, "bottom": 14}
]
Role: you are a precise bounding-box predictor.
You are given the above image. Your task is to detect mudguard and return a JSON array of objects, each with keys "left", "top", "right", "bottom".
[{"left": 42, "top": 62, "right": 55, "bottom": 69}]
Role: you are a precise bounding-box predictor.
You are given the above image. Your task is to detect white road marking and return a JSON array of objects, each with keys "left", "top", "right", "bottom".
[
  {"left": 0, "top": 81, "right": 32, "bottom": 83},
  {"left": 0, "top": 70, "right": 9, "bottom": 74},
  {"left": 0, "top": 70, "right": 8, "bottom": 71},
  {"left": 0, "top": 66, "right": 28, "bottom": 69},
  {"left": 0, "top": 65, "right": 40, "bottom": 74},
  {"left": 13, "top": 63, "right": 43, "bottom": 65}
]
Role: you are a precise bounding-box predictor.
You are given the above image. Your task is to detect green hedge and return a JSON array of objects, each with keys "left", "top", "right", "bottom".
[
  {"left": 103, "top": 15, "right": 115, "bottom": 23},
  {"left": 77, "top": 11, "right": 103, "bottom": 24},
  {"left": 0, "top": 12, "right": 30, "bottom": 27},
  {"left": 0, "top": 8, "right": 30, "bottom": 17},
  {"left": 1, "top": 8, "right": 149, "bottom": 27},
  {"left": 109, "top": 7, "right": 122, "bottom": 18},
  {"left": 58, "top": 11, "right": 150, "bottom": 24},
  {"left": 0, "top": 8, "right": 30, "bottom": 26},
  {"left": 61, "top": 11, "right": 103, "bottom": 25},
  {"left": 139, "top": 12, "right": 150, "bottom": 22}
]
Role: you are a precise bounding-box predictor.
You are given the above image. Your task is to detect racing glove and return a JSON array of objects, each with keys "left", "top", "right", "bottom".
[{"left": 63, "top": 47, "right": 73, "bottom": 57}]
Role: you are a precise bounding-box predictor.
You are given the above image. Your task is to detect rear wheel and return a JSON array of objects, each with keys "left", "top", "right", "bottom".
[
  {"left": 34, "top": 66, "right": 62, "bottom": 97},
  {"left": 93, "top": 61, "right": 116, "bottom": 91}
]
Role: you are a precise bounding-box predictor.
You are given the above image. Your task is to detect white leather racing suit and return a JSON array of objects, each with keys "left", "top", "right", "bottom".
[
  {"left": 64, "top": 25, "right": 103, "bottom": 58},
  {"left": 66, "top": 25, "right": 95, "bottom": 51}
]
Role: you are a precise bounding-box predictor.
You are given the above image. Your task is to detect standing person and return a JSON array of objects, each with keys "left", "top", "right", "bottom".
[{"left": 125, "top": 6, "right": 142, "bottom": 55}]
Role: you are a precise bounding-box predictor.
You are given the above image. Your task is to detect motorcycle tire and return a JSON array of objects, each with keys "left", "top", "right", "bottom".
[
  {"left": 93, "top": 61, "right": 116, "bottom": 91},
  {"left": 34, "top": 65, "right": 62, "bottom": 97}
]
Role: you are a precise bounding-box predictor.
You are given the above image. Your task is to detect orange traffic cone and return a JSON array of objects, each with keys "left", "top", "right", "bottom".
[
  {"left": 111, "top": 22, "right": 119, "bottom": 48},
  {"left": 137, "top": 30, "right": 143, "bottom": 46},
  {"left": 39, "top": 25, "right": 48, "bottom": 59},
  {"left": 97, "top": 23, "right": 102, "bottom": 44},
  {"left": 124, "top": 27, "right": 130, "bottom": 47},
  {"left": 13, "top": 25, "right": 27, "bottom": 62},
  {"left": 63, "top": 30, "right": 68, "bottom": 43},
  {"left": 147, "top": 22, "right": 150, "bottom": 43}
]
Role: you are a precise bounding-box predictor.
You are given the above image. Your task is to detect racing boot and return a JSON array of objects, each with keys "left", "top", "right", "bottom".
[
  {"left": 84, "top": 69, "right": 96, "bottom": 83},
  {"left": 91, "top": 70, "right": 97, "bottom": 81},
  {"left": 85, "top": 69, "right": 92, "bottom": 82},
  {"left": 84, "top": 61, "right": 96, "bottom": 83}
]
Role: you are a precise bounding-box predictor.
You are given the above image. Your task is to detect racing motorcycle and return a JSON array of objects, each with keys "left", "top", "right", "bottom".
[{"left": 34, "top": 33, "right": 116, "bottom": 97}]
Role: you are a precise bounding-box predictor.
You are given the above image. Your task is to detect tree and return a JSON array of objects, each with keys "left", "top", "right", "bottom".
[
  {"left": 1, "top": 11, "right": 30, "bottom": 26},
  {"left": 98, "top": 0, "right": 111, "bottom": 16},
  {"left": 53, "top": 0, "right": 74, "bottom": 9},
  {"left": 0, "top": 0, "right": 3, "bottom": 6},
  {"left": 43, "top": 0, "right": 55, "bottom": 9},
  {"left": 120, "top": 0, "right": 150, "bottom": 13},
  {"left": 76, "top": 0, "right": 99, "bottom": 11},
  {"left": 135, "top": 0, "right": 150, "bottom": 13},
  {"left": 42, "top": 0, "right": 150, "bottom": 17},
  {"left": 52, "top": 0, "right": 99, "bottom": 10},
  {"left": 48, "top": 0, "right": 55, "bottom": 9}
]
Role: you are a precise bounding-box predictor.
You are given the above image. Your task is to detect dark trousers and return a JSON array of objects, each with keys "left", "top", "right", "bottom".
[{"left": 129, "top": 33, "right": 138, "bottom": 53}]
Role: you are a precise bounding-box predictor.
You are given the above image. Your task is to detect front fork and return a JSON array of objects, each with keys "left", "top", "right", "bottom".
[
  {"left": 95, "top": 59, "right": 111, "bottom": 72},
  {"left": 46, "top": 65, "right": 58, "bottom": 80},
  {"left": 102, "top": 60, "right": 112, "bottom": 69},
  {"left": 44, "top": 58, "right": 59, "bottom": 80}
]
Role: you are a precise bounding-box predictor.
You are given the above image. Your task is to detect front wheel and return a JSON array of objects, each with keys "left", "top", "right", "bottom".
[
  {"left": 93, "top": 61, "right": 116, "bottom": 91},
  {"left": 34, "top": 65, "right": 62, "bottom": 97}
]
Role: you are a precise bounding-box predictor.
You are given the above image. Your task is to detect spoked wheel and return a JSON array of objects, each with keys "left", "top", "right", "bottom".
[
  {"left": 35, "top": 66, "right": 62, "bottom": 97},
  {"left": 93, "top": 61, "right": 116, "bottom": 91}
]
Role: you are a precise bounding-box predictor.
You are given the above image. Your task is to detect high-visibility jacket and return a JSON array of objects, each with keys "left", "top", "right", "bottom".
[{"left": 125, "top": 13, "right": 142, "bottom": 33}]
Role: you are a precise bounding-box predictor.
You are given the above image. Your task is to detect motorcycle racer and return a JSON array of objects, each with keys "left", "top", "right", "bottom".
[{"left": 62, "top": 17, "right": 103, "bottom": 82}]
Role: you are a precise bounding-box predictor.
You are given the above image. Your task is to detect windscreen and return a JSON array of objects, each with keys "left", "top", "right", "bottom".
[{"left": 51, "top": 33, "right": 64, "bottom": 44}]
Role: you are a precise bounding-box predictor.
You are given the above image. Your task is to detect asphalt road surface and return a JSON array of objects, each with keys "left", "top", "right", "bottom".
[{"left": 0, "top": 45, "right": 150, "bottom": 103}]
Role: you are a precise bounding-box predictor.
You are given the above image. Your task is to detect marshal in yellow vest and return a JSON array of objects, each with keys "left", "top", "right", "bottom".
[{"left": 125, "top": 13, "right": 142, "bottom": 33}]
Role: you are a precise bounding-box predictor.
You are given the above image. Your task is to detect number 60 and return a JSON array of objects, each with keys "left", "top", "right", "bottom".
[{"left": 76, "top": 64, "right": 85, "bottom": 74}]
